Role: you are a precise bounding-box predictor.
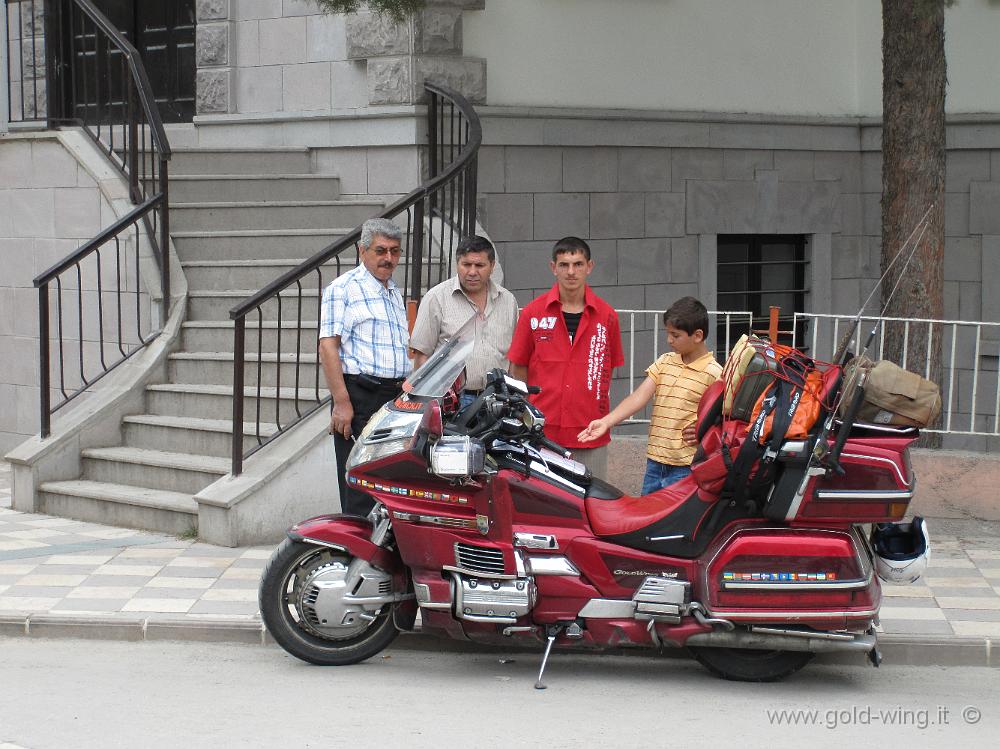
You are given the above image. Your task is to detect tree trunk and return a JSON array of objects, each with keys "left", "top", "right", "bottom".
[{"left": 881, "top": 0, "right": 946, "bottom": 439}]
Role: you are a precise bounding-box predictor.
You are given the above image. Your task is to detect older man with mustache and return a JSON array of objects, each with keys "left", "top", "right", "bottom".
[{"left": 319, "top": 217, "right": 410, "bottom": 516}]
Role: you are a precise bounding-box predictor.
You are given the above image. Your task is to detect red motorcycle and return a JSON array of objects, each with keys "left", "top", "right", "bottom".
[{"left": 259, "top": 320, "right": 929, "bottom": 683}]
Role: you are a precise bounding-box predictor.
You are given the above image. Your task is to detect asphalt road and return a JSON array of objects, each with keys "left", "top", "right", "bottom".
[{"left": 0, "top": 638, "right": 997, "bottom": 748}]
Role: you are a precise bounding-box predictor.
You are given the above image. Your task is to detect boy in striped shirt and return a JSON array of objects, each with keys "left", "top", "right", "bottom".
[{"left": 577, "top": 297, "right": 722, "bottom": 494}]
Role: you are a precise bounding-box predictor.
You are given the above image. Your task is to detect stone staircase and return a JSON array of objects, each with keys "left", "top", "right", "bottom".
[{"left": 35, "top": 148, "right": 384, "bottom": 535}]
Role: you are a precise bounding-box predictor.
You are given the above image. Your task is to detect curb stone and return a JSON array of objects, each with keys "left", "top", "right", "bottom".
[{"left": 0, "top": 613, "right": 995, "bottom": 668}]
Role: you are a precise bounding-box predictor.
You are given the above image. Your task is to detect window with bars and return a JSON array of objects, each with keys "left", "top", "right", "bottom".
[{"left": 716, "top": 235, "right": 809, "bottom": 349}]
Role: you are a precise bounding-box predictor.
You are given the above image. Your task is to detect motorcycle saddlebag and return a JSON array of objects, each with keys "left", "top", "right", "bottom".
[{"left": 704, "top": 527, "right": 877, "bottom": 622}]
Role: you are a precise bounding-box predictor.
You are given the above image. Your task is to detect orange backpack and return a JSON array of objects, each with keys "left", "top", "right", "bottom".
[{"left": 717, "top": 342, "right": 837, "bottom": 512}]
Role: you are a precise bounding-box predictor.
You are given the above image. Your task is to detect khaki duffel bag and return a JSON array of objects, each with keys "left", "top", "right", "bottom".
[{"left": 841, "top": 356, "right": 942, "bottom": 427}]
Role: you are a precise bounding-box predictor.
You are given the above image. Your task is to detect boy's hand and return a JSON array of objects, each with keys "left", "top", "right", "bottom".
[
  {"left": 681, "top": 423, "right": 698, "bottom": 446},
  {"left": 577, "top": 419, "right": 608, "bottom": 443}
]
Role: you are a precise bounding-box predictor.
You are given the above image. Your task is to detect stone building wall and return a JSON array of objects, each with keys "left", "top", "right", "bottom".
[
  {"left": 0, "top": 134, "right": 122, "bottom": 453},
  {"left": 200, "top": 0, "right": 484, "bottom": 117}
]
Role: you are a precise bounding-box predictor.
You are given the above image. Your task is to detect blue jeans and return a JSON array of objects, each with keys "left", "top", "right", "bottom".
[{"left": 642, "top": 459, "right": 692, "bottom": 495}]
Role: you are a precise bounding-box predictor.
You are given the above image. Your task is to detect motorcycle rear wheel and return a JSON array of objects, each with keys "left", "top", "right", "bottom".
[
  {"left": 259, "top": 538, "right": 399, "bottom": 666},
  {"left": 689, "top": 646, "right": 813, "bottom": 682}
]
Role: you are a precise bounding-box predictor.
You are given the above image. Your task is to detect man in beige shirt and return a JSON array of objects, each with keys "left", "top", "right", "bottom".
[{"left": 410, "top": 235, "right": 518, "bottom": 407}]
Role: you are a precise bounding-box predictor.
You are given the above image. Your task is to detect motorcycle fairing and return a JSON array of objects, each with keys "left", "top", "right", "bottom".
[{"left": 565, "top": 536, "right": 699, "bottom": 599}]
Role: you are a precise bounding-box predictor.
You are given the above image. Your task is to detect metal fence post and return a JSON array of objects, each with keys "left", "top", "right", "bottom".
[
  {"left": 159, "top": 159, "right": 170, "bottom": 317},
  {"left": 410, "top": 199, "right": 426, "bottom": 303},
  {"left": 126, "top": 77, "right": 139, "bottom": 203},
  {"left": 231, "top": 316, "right": 246, "bottom": 476},
  {"left": 38, "top": 282, "right": 51, "bottom": 438}
]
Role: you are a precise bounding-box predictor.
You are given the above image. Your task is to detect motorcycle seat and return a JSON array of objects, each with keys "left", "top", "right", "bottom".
[
  {"left": 585, "top": 476, "right": 747, "bottom": 557},
  {"left": 585, "top": 475, "right": 706, "bottom": 536}
]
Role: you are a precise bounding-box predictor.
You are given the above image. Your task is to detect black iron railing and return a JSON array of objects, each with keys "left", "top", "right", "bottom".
[
  {"left": 228, "top": 82, "right": 481, "bottom": 475},
  {"left": 11, "top": 0, "right": 172, "bottom": 436}
]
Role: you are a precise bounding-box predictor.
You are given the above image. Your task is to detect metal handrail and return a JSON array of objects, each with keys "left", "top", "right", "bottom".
[
  {"left": 228, "top": 82, "right": 481, "bottom": 475},
  {"left": 33, "top": 193, "right": 163, "bottom": 285},
  {"left": 14, "top": 0, "right": 173, "bottom": 438}
]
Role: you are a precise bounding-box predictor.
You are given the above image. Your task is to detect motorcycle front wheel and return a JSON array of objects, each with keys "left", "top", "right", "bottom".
[
  {"left": 259, "top": 538, "right": 400, "bottom": 665},
  {"left": 689, "top": 646, "right": 813, "bottom": 682}
]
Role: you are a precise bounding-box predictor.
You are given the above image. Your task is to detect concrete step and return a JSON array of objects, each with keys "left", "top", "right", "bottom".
[
  {"left": 184, "top": 254, "right": 443, "bottom": 319},
  {"left": 165, "top": 148, "right": 313, "bottom": 176},
  {"left": 169, "top": 351, "right": 321, "bottom": 388},
  {"left": 181, "top": 320, "right": 319, "bottom": 352},
  {"left": 181, "top": 259, "right": 354, "bottom": 291},
  {"left": 81, "top": 447, "right": 229, "bottom": 495},
  {"left": 167, "top": 174, "right": 341, "bottom": 203},
  {"left": 147, "top": 382, "right": 326, "bottom": 422},
  {"left": 37, "top": 479, "right": 197, "bottom": 535},
  {"left": 172, "top": 229, "right": 354, "bottom": 262},
  {"left": 170, "top": 200, "right": 384, "bottom": 232},
  {"left": 186, "top": 289, "right": 325, "bottom": 322},
  {"left": 121, "top": 413, "right": 279, "bottom": 459}
]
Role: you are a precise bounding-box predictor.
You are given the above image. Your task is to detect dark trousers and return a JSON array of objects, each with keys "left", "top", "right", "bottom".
[{"left": 333, "top": 376, "right": 401, "bottom": 517}]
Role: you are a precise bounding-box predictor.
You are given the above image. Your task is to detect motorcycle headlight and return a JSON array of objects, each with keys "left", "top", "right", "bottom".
[{"left": 346, "top": 405, "right": 422, "bottom": 470}]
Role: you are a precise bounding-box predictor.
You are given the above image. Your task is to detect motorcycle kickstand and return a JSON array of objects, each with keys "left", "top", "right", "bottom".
[{"left": 534, "top": 625, "right": 563, "bottom": 690}]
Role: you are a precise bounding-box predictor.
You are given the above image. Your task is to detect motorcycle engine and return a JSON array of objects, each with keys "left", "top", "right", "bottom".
[{"left": 451, "top": 573, "right": 536, "bottom": 624}]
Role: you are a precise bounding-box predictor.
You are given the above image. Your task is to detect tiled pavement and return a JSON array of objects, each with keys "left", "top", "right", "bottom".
[
  {"left": 0, "top": 462, "right": 269, "bottom": 631},
  {"left": 2, "top": 461, "right": 1000, "bottom": 651}
]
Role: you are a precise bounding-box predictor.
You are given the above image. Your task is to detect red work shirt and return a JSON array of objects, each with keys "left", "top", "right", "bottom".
[{"left": 507, "top": 284, "right": 624, "bottom": 449}]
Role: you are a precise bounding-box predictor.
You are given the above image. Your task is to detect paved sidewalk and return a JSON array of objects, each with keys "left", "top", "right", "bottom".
[
  {"left": 0, "top": 462, "right": 270, "bottom": 641},
  {"left": 2, "top": 461, "right": 999, "bottom": 664}
]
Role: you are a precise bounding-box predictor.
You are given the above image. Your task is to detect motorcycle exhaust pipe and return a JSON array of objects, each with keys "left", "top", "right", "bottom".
[{"left": 684, "top": 628, "right": 877, "bottom": 654}]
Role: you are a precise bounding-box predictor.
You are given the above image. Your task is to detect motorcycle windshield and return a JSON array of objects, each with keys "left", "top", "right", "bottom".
[{"left": 404, "top": 312, "right": 479, "bottom": 398}]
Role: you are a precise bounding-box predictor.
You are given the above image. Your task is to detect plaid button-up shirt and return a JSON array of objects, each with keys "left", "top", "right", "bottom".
[{"left": 319, "top": 264, "right": 410, "bottom": 379}]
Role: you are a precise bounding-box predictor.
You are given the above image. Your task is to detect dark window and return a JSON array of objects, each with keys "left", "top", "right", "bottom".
[{"left": 716, "top": 235, "right": 808, "bottom": 350}]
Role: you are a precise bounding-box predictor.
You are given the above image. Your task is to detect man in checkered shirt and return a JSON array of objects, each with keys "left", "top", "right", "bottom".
[{"left": 319, "top": 218, "right": 410, "bottom": 516}]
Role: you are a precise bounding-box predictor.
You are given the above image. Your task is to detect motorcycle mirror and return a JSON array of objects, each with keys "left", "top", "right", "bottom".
[
  {"left": 419, "top": 398, "right": 444, "bottom": 439},
  {"left": 504, "top": 374, "right": 530, "bottom": 395}
]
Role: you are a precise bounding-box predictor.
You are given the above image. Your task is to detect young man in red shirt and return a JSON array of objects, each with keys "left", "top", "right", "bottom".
[{"left": 508, "top": 237, "right": 624, "bottom": 479}]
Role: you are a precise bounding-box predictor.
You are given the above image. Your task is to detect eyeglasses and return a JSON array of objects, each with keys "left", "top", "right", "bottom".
[{"left": 370, "top": 246, "right": 402, "bottom": 257}]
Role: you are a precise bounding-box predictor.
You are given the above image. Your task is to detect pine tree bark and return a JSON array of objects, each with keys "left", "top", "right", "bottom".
[{"left": 881, "top": 0, "right": 946, "bottom": 437}]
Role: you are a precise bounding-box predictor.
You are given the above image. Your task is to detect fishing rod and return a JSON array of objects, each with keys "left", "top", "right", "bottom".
[
  {"left": 815, "top": 203, "right": 935, "bottom": 473},
  {"left": 831, "top": 203, "right": 935, "bottom": 367}
]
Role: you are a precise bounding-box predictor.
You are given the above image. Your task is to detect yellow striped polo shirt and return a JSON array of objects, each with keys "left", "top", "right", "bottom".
[{"left": 645, "top": 351, "right": 723, "bottom": 466}]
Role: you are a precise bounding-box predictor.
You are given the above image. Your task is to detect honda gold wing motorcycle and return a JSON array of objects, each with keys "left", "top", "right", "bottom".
[{"left": 259, "top": 317, "right": 930, "bottom": 683}]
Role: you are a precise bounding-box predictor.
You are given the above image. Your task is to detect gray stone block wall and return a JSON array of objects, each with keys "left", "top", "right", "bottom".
[
  {"left": 222, "top": 1, "right": 486, "bottom": 116},
  {"left": 0, "top": 137, "right": 120, "bottom": 452},
  {"left": 228, "top": 1, "right": 363, "bottom": 115}
]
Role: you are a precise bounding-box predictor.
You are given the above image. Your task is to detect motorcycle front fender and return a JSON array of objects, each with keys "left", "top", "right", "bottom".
[
  {"left": 288, "top": 514, "right": 401, "bottom": 576},
  {"left": 288, "top": 514, "right": 417, "bottom": 631}
]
